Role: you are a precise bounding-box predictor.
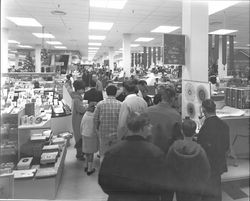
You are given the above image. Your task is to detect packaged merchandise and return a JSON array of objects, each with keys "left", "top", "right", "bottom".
[
  {"left": 17, "top": 157, "right": 33, "bottom": 170},
  {"left": 40, "top": 152, "right": 58, "bottom": 164}
]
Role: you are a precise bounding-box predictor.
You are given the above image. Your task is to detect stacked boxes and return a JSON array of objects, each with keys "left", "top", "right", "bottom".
[{"left": 225, "top": 87, "right": 250, "bottom": 109}]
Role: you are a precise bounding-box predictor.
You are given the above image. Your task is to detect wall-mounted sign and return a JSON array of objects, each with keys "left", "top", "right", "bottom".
[{"left": 163, "top": 34, "right": 185, "bottom": 65}]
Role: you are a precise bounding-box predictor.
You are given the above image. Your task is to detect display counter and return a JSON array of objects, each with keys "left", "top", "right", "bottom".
[{"left": 13, "top": 142, "right": 67, "bottom": 199}]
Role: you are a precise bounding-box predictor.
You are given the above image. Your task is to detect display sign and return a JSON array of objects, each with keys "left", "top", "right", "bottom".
[{"left": 163, "top": 34, "right": 185, "bottom": 65}]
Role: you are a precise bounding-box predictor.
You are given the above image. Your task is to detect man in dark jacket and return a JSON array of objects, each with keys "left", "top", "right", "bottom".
[
  {"left": 197, "top": 99, "right": 230, "bottom": 201},
  {"left": 98, "top": 112, "right": 166, "bottom": 201},
  {"left": 84, "top": 80, "right": 103, "bottom": 104}
]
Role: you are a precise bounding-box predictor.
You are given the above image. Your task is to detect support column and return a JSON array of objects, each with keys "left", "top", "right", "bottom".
[
  {"left": 35, "top": 45, "right": 41, "bottom": 73},
  {"left": 182, "top": 0, "right": 209, "bottom": 119},
  {"left": 15, "top": 53, "right": 19, "bottom": 68},
  {"left": 1, "top": 28, "right": 9, "bottom": 74},
  {"left": 218, "top": 38, "right": 227, "bottom": 78},
  {"left": 51, "top": 54, "right": 55, "bottom": 66},
  {"left": 109, "top": 47, "right": 115, "bottom": 71},
  {"left": 122, "top": 33, "right": 131, "bottom": 77}
]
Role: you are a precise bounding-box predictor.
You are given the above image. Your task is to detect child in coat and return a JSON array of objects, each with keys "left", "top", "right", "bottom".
[{"left": 80, "top": 102, "right": 98, "bottom": 175}]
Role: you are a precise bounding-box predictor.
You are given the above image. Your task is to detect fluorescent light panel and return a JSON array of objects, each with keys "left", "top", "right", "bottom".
[
  {"left": 32, "top": 33, "right": 55, "bottom": 38},
  {"left": 151, "top": 26, "right": 180, "bottom": 33},
  {"left": 89, "top": 22, "right": 113, "bottom": 30},
  {"left": 89, "top": 35, "right": 106, "bottom": 40},
  {"left": 18, "top": 45, "right": 33, "bottom": 48},
  {"left": 54, "top": 46, "right": 67, "bottom": 49},
  {"left": 8, "top": 40, "right": 20, "bottom": 44},
  {"left": 209, "top": 29, "right": 238, "bottom": 35},
  {"left": 135, "top": 37, "right": 154, "bottom": 42},
  {"left": 119, "top": 48, "right": 123, "bottom": 51},
  {"left": 90, "top": 0, "right": 127, "bottom": 9},
  {"left": 6, "top": 17, "right": 42, "bottom": 27},
  {"left": 88, "top": 42, "right": 102, "bottom": 46},
  {"left": 131, "top": 44, "right": 140, "bottom": 47},
  {"left": 208, "top": 1, "right": 240, "bottom": 15},
  {"left": 46, "top": 41, "right": 62, "bottom": 45},
  {"left": 88, "top": 47, "right": 99, "bottom": 50}
]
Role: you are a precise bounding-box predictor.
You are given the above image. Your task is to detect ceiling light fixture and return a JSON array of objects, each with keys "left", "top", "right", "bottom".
[
  {"left": 46, "top": 41, "right": 62, "bottom": 45},
  {"left": 32, "top": 33, "right": 55, "bottom": 38},
  {"left": 18, "top": 45, "right": 33, "bottom": 48},
  {"left": 89, "top": 35, "right": 106, "bottom": 40},
  {"left": 8, "top": 40, "right": 20, "bottom": 44},
  {"left": 208, "top": 1, "right": 240, "bottom": 15},
  {"left": 135, "top": 37, "right": 154, "bottom": 42},
  {"left": 90, "top": 0, "right": 127, "bottom": 9},
  {"left": 131, "top": 44, "right": 140, "bottom": 47},
  {"left": 54, "top": 46, "right": 67, "bottom": 49},
  {"left": 88, "top": 47, "right": 100, "bottom": 50},
  {"left": 6, "top": 17, "right": 42, "bottom": 27},
  {"left": 151, "top": 26, "right": 180, "bottom": 33},
  {"left": 89, "top": 22, "right": 113, "bottom": 30},
  {"left": 88, "top": 42, "right": 102, "bottom": 46},
  {"left": 209, "top": 29, "right": 238, "bottom": 35}
]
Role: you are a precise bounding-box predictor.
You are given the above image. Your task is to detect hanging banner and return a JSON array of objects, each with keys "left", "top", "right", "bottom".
[
  {"left": 214, "top": 35, "right": 219, "bottom": 62},
  {"left": 163, "top": 34, "right": 185, "bottom": 65},
  {"left": 229, "top": 35, "right": 234, "bottom": 74},
  {"left": 222, "top": 35, "right": 227, "bottom": 65},
  {"left": 157, "top": 47, "right": 161, "bottom": 61},
  {"left": 131, "top": 53, "right": 134, "bottom": 67},
  {"left": 135, "top": 53, "right": 138, "bottom": 66},
  {"left": 148, "top": 47, "right": 152, "bottom": 67},
  {"left": 208, "top": 34, "right": 213, "bottom": 65},
  {"left": 143, "top": 47, "right": 147, "bottom": 68},
  {"left": 153, "top": 47, "right": 156, "bottom": 65},
  {"left": 138, "top": 53, "right": 141, "bottom": 65}
]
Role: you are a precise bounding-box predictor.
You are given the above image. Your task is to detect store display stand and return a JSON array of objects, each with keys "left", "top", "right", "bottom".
[{"left": 14, "top": 143, "right": 67, "bottom": 199}]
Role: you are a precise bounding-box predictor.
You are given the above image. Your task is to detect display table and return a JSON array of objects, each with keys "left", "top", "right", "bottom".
[
  {"left": 13, "top": 142, "right": 67, "bottom": 199},
  {"left": 222, "top": 116, "right": 249, "bottom": 159}
]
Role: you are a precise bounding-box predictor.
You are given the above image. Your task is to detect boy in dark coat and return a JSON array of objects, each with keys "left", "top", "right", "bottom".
[{"left": 165, "top": 118, "right": 211, "bottom": 201}]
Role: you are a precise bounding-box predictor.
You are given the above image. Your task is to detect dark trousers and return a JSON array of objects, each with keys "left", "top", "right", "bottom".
[{"left": 201, "top": 174, "right": 222, "bottom": 201}]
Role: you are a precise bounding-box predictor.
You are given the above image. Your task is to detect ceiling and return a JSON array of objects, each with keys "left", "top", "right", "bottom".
[{"left": 2, "top": 0, "right": 250, "bottom": 61}]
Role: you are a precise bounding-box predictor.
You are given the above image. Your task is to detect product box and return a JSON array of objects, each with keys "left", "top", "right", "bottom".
[{"left": 17, "top": 157, "right": 33, "bottom": 170}]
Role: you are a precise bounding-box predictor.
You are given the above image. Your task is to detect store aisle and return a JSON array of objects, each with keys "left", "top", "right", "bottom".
[
  {"left": 56, "top": 139, "right": 249, "bottom": 201},
  {"left": 56, "top": 141, "right": 107, "bottom": 201}
]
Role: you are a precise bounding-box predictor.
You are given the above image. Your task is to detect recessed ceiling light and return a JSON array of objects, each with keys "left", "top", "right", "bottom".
[
  {"left": 88, "top": 47, "right": 99, "bottom": 50},
  {"left": 151, "top": 26, "right": 180, "bottom": 33},
  {"left": 32, "top": 33, "right": 55, "bottom": 38},
  {"left": 88, "top": 42, "right": 102, "bottom": 46},
  {"left": 51, "top": 10, "right": 67, "bottom": 16},
  {"left": 209, "top": 29, "right": 238, "bottom": 35},
  {"left": 6, "top": 17, "right": 42, "bottom": 27},
  {"left": 90, "top": 0, "right": 127, "bottom": 9},
  {"left": 8, "top": 40, "right": 20, "bottom": 44},
  {"left": 131, "top": 44, "right": 140, "bottom": 47},
  {"left": 46, "top": 41, "right": 62, "bottom": 45},
  {"left": 208, "top": 1, "right": 240, "bottom": 15},
  {"left": 135, "top": 37, "right": 154, "bottom": 42},
  {"left": 88, "top": 51, "right": 98, "bottom": 53},
  {"left": 10, "top": 50, "right": 18, "bottom": 53},
  {"left": 18, "top": 45, "right": 33, "bottom": 48},
  {"left": 54, "top": 46, "right": 67, "bottom": 49},
  {"left": 89, "top": 35, "right": 106, "bottom": 40},
  {"left": 246, "top": 44, "right": 250, "bottom": 47},
  {"left": 89, "top": 22, "right": 113, "bottom": 30}
]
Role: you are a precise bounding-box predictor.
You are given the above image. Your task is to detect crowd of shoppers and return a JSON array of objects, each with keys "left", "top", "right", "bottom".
[{"left": 70, "top": 71, "right": 230, "bottom": 201}]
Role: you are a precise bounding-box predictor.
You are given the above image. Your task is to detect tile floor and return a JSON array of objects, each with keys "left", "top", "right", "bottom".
[{"left": 55, "top": 140, "right": 249, "bottom": 201}]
